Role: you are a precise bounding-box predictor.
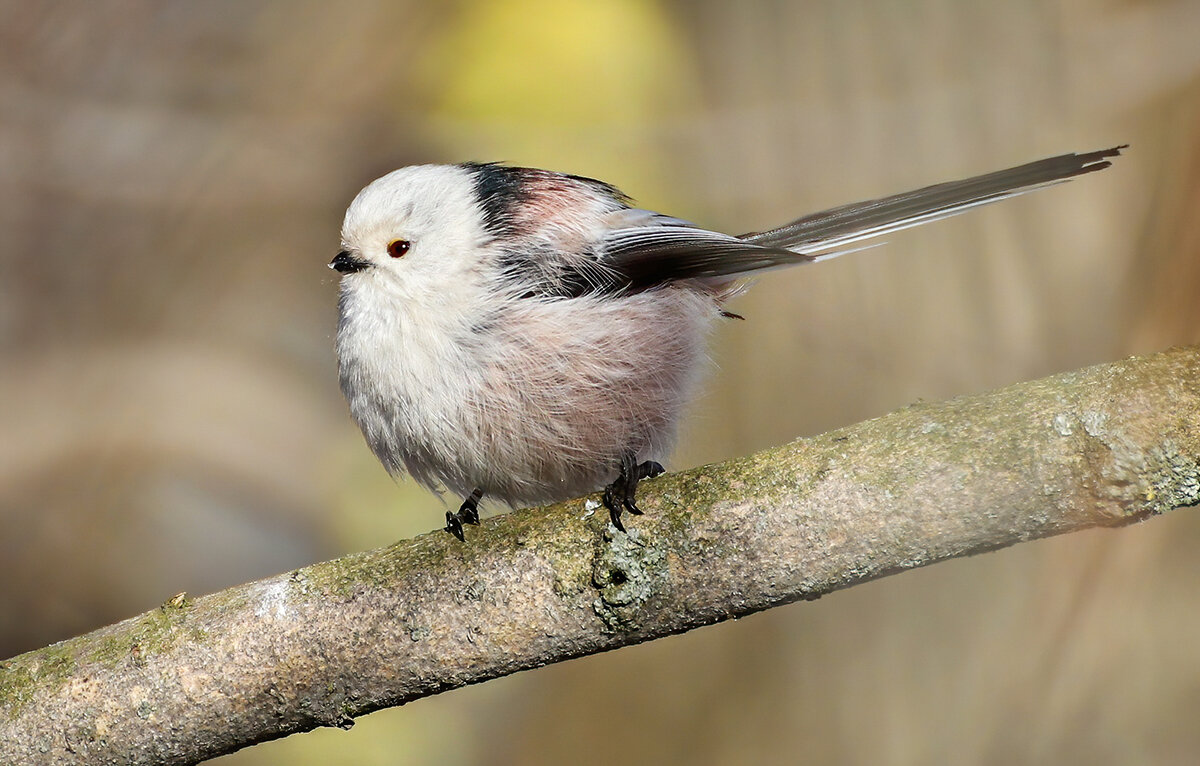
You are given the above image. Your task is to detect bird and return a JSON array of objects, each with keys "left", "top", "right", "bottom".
[{"left": 330, "top": 146, "right": 1124, "bottom": 540}]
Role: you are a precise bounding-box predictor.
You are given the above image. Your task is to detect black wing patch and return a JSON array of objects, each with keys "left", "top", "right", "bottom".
[
  {"left": 461, "top": 162, "right": 530, "bottom": 237},
  {"left": 597, "top": 228, "right": 813, "bottom": 290}
]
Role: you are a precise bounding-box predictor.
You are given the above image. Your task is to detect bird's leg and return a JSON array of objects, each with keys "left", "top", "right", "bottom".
[
  {"left": 459, "top": 489, "right": 482, "bottom": 525},
  {"left": 602, "top": 453, "right": 665, "bottom": 532},
  {"left": 445, "top": 488, "right": 484, "bottom": 542}
]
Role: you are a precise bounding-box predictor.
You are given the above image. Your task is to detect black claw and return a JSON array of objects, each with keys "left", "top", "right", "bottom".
[
  {"left": 609, "top": 506, "right": 626, "bottom": 532},
  {"left": 602, "top": 454, "right": 664, "bottom": 532},
  {"left": 444, "top": 489, "right": 484, "bottom": 541},
  {"left": 622, "top": 488, "right": 644, "bottom": 516},
  {"left": 445, "top": 511, "right": 465, "bottom": 542},
  {"left": 603, "top": 484, "right": 625, "bottom": 531}
]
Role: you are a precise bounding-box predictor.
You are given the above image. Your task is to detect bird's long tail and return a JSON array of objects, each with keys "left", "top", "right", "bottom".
[
  {"left": 597, "top": 146, "right": 1124, "bottom": 288},
  {"left": 742, "top": 146, "right": 1125, "bottom": 259}
]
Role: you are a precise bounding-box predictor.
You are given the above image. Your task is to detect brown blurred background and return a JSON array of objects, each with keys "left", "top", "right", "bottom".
[{"left": 3, "top": 1, "right": 1199, "bottom": 764}]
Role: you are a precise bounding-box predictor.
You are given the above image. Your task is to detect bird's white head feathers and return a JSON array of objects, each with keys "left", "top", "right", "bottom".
[{"left": 338, "top": 165, "right": 497, "bottom": 294}]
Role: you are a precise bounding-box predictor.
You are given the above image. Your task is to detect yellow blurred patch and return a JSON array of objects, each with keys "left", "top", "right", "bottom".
[{"left": 419, "top": 0, "right": 698, "bottom": 191}]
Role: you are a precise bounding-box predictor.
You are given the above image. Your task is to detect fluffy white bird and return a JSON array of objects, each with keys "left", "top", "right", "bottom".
[{"left": 331, "top": 147, "right": 1123, "bottom": 540}]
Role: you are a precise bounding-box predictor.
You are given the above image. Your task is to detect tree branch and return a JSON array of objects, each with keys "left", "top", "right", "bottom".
[{"left": 3, "top": 346, "right": 1199, "bottom": 765}]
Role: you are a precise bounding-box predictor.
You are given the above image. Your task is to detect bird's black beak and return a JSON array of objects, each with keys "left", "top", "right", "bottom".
[{"left": 329, "top": 250, "right": 368, "bottom": 274}]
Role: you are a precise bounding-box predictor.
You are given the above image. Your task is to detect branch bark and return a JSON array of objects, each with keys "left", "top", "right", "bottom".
[{"left": 3, "top": 346, "right": 1199, "bottom": 764}]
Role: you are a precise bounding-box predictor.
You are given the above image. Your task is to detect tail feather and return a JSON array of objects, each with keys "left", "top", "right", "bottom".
[
  {"left": 594, "top": 146, "right": 1124, "bottom": 291},
  {"left": 743, "top": 146, "right": 1126, "bottom": 256}
]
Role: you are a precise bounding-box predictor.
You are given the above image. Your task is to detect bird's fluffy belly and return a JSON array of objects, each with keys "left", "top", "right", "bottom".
[{"left": 340, "top": 286, "right": 721, "bottom": 507}]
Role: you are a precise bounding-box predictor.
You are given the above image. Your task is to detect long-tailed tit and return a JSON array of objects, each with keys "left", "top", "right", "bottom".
[{"left": 330, "top": 146, "right": 1123, "bottom": 540}]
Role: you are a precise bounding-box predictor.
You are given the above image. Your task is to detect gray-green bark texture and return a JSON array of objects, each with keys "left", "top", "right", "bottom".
[{"left": 3, "top": 345, "right": 1199, "bottom": 764}]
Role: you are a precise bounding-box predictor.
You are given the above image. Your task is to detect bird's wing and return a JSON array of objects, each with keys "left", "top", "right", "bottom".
[{"left": 597, "top": 226, "right": 816, "bottom": 289}]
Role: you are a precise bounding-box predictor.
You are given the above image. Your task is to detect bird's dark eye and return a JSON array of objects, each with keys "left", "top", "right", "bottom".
[{"left": 387, "top": 240, "right": 411, "bottom": 258}]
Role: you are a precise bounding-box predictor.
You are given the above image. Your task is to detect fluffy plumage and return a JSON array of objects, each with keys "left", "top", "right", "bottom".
[
  {"left": 332, "top": 148, "right": 1123, "bottom": 531},
  {"left": 335, "top": 163, "right": 719, "bottom": 508}
]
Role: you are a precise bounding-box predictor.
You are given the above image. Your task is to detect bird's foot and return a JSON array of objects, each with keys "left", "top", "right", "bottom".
[
  {"left": 444, "top": 488, "right": 483, "bottom": 542},
  {"left": 602, "top": 454, "right": 664, "bottom": 532}
]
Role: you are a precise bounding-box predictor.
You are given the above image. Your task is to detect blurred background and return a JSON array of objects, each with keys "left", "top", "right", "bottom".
[{"left": 2, "top": 1, "right": 1199, "bottom": 763}]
